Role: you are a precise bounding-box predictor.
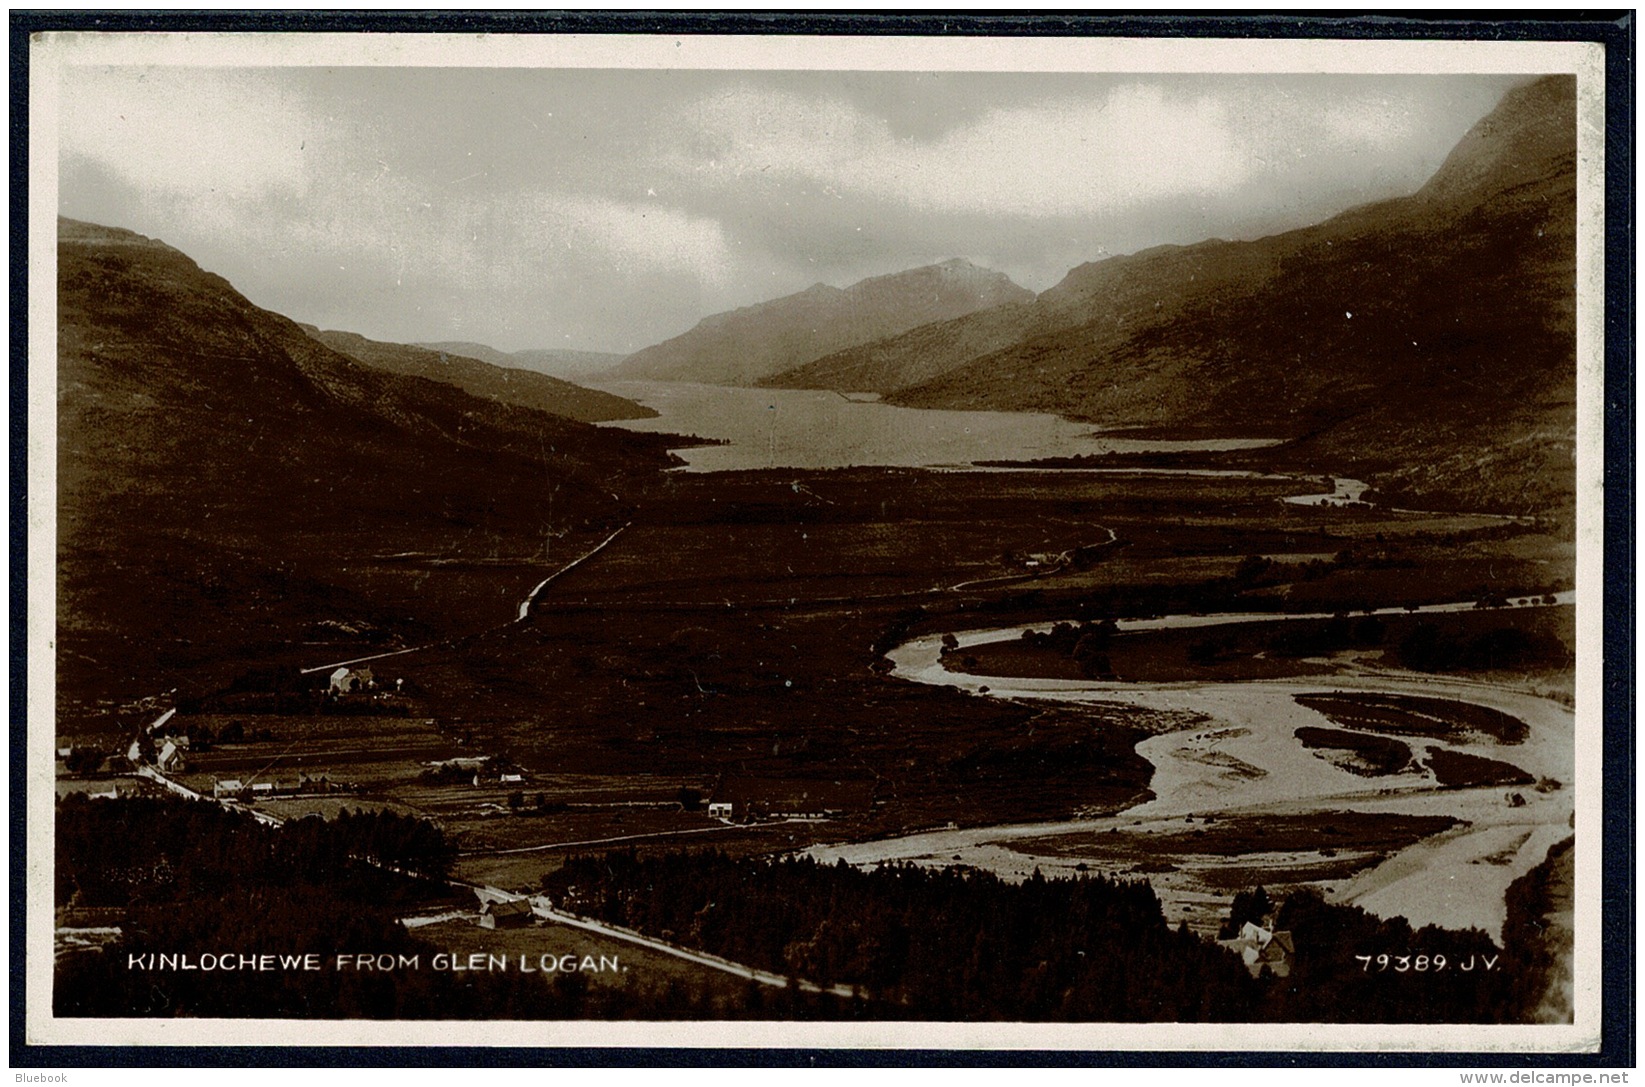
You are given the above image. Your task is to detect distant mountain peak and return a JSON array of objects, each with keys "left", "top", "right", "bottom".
[
  {"left": 613, "top": 259, "right": 1031, "bottom": 386},
  {"left": 1417, "top": 74, "right": 1575, "bottom": 209},
  {"left": 414, "top": 340, "right": 627, "bottom": 381}
]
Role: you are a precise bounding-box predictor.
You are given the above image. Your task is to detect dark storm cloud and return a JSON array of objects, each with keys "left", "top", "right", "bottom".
[{"left": 58, "top": 66, "right": 1525, "bottom": 353}]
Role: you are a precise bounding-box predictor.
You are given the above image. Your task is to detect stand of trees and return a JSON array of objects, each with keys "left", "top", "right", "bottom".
[
  {"left": 1262, "top": 890, "right": 1518, "bottom": 1023},
  {"left": 543, "top": 848, "right": 1557, "bottom": 1023},
  {"left": 544, "top": 850, "right": 1259, "bottom": 1020},
  {"left": 57, "top": 796, "right": 458, "bottom": 907},
  {"left": 1397, "top": 622, "right": 1568, "bottom": 672}
]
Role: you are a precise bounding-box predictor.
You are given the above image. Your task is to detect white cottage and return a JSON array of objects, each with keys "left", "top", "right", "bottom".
[{"left": 329, "top": 666, "right": 375, "bottom": 695}]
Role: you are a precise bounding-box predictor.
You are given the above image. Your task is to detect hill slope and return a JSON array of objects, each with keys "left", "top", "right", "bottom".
[
  {"left": 56, "top": 218, "right": 677, "bottom": 712},
  {"left": 613, "top": 259, "right": 1033, "bottom": 386},
  {"left": 307, "top": 327, "right": 654, "bottom": 422},
  {"left": 417, "top": 340, "right": 626, "bottom": 382},
  {"left": 773, "top": 77, "right": 1577, "bottom": 513}
]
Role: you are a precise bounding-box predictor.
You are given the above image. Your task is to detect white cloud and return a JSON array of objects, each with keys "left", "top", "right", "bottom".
[
  {"left": 58, "top": 67, "right": 735, "bottom": 310},
  {"left": 664, "top": 83, "right": 1249, "bottom": 218},
  {"left": 517, "top": 193, "right": 734, "bottom": 285},
  {"left": 879, "top": 86, "right": 1248, "bottom": 216},
  {"left": 60, "top": 67, "right": 315, "bottom": 202},
  {"left": 662, "top": 80, "right": 1465, "bottom": 221},
  {"left": 359, "top": 189, "right": 735, "bottom": 291}
]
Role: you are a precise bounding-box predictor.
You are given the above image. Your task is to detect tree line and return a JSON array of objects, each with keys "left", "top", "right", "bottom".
[
  {"left": 542, "top": 848, "right": 1561, "bottom": 1023},
  {"left": 544, "top": 849, "right": 1256, "bottom": 1020}
]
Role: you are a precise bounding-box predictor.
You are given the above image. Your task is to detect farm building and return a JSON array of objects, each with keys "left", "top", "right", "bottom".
[
  {"left": 154, "top": 740, "right": 184, "bottom": 773},
  {"left": 477, "top": 898, "right": 534, "bottom": 930},
  {"left": 58, "top": 777, "right": 148, "bottom": 801},
  {"left": 708, "top": 777, "right": 875, "bottom": 822},
  {"left": 328, "top": 666, "right": 375, "bottom": 695},
  {"left": 471, "top": 769, "right": 527, "bottom": 787},
  {"left": 213, "top": 779, "right": 246, "bottom": 799},
  {"left": 1220, "top": 920, "right": 1295, "bottom": 979}
]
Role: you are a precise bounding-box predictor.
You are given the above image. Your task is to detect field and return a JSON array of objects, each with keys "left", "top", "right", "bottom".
[
  {"left": 873, "top": 809, "right": 1475, "bottom": 936},
  {"left": 59, "top": 464, "right": 1577, "bottom": 931}
]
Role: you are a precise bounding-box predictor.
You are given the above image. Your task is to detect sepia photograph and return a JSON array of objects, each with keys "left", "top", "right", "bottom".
[{"left": 20, "top": 20, "right": 1620, "bottom": 1058}]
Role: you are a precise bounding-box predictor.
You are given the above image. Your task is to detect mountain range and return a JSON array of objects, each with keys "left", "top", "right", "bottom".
[
  {"left": 307, "top": 327, "right": 652, "bottom": 422},
  {"left": 416, "top": 340, "right": 626, "bottom": 383},
  {"left": 612, "top": 258, "right": 1033, "bottom": 386},
  {"left": 760, "top": 75, "right": 1577, "bottom": 513}
]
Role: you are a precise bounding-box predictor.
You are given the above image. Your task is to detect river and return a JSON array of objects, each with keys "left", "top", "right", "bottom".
[{"left": 808, "top": 597, "right": 1575, "bottom": 942}]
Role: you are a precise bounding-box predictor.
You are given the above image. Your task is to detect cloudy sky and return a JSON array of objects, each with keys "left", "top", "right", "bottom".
[{"left": 58, "top": 67, "right": 1526, "bottom": 354}]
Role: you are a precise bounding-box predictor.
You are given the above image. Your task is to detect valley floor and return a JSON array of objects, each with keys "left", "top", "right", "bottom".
[{"left": 55, "top": 460, "right": 1580, "bottom": 1019}]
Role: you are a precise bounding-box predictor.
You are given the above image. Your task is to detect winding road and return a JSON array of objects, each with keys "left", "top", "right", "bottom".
[
  {"left": 299, "top": 523, "right": 631, "bottom": 676},
  {"left": 408, "top": 883, "right": 855, "bottom": 998}
]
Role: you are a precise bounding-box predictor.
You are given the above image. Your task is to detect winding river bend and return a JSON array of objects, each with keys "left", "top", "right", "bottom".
[{"left": 809, "top": 594, "right": 1575, "bottom": 942}]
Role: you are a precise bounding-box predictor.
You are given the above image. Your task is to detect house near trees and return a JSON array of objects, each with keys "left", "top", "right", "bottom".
[
  {"left": 328, "top": 666, "right": 375, "bottom": 695},
  {"left": 1222, "top": 919, "right": 1295, "bottom": 978},
  {"left": 154, "top": 739, "right": 184, "bottom": 773}
]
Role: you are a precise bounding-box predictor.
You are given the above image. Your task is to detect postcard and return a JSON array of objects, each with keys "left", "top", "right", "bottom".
[{"left": 23, "top": 23, "right": 1613, "bottom": 1055}]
